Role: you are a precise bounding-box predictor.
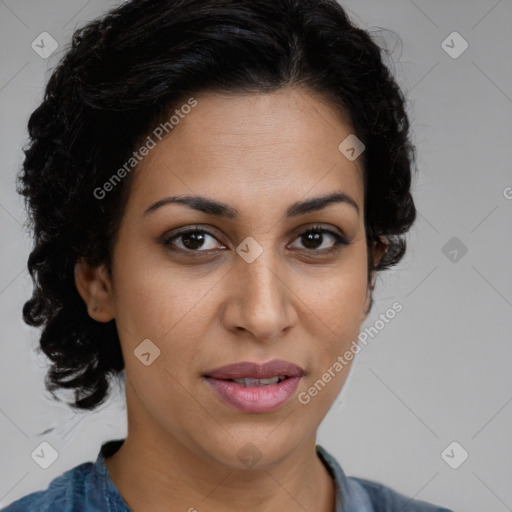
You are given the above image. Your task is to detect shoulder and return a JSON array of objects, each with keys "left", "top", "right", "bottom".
[
  {"left": 1, "top": 462, "right": 97, "bottom": 512},
  {"left": 348, "top": 476, "right": 454, "bottom": 512},
  {"left": 316, "top": 445, "right": 453, "bottom": 512}
]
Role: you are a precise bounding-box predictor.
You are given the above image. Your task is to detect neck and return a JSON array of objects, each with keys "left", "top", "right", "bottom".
[{"left": 105, "top": 426, "right": 335, "bottom": 512}]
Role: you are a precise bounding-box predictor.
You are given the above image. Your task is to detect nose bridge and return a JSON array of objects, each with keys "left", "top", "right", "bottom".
[
  {"left": 228, "top": 239, "right": 294, "bottom": 338},
  {"left": 241, "top": 251, "right": 280, "bottom": 302}
]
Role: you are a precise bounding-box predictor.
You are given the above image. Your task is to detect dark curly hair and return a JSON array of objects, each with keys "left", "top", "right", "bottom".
[{"left": 18, "top": 0, "right": 416, "bottom": 412}]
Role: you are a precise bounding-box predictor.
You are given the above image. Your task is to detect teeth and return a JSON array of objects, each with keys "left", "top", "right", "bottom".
[{"left": 233, "top": 375, "right": 285, "bottom": 386}]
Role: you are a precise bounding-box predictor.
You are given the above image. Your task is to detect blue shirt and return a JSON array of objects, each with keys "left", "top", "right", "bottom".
[{"left": 2, "top": 439, "right": 453, "bottom": 511}]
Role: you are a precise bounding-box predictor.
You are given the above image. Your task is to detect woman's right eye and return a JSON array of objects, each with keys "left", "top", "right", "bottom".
[{"left": 163, "top": 229, "right": 225, "bottom": 253}]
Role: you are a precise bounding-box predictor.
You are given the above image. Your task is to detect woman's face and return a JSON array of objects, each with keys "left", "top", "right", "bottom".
[{"left": 89, "top": 88, "right": 373, "bottom": 469}]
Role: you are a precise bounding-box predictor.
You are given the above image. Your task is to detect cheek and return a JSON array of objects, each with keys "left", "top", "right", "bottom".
[
  {"left": 299, "top": 279, "right": 366, "bottom": 416},
  {"left": 306, "top": 278, "right": 366, "bottom": 378},
  {"left": 299, "top": 244, "right": 368, "bottom": 395},
  {"left": 110, "top": 253, "right": 229, "bottom": 399},
  {"left": 302, "top": 246, "right": 368, "bottom": 335},
  {"left": 111, "top": 237, "right": 214, "bottom": 338}
]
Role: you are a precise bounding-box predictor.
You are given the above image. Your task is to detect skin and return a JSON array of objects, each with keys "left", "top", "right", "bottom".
[{"left": 75, "top": 88, "right": 384, "bottom": 512}]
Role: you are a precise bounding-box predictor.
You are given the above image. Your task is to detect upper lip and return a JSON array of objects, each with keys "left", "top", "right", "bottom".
[{"left": 203, "top": 359, "right": 305, "bottom": 380}]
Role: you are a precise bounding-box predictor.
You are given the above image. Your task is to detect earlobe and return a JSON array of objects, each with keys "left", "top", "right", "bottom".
[
  {"left": 362, "top": 279, "right": 375, "bottom": 320},
  {"left": 74, "top": 258, "right": 115, "bottom": 322},
  {"left": 363, "top": 238, "right": 387, "bottom": 318},
  {"left": 373, "top": 237, "right": 387, "bottom": 269}
]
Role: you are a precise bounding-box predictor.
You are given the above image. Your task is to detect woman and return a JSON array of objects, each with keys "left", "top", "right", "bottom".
[{"left": 2, "top": 0, "right": 453, "bottom": 510}]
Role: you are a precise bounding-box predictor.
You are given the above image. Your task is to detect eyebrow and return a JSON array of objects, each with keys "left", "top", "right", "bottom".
[{"left": 143, "top": 191, "right": 359, "bottom": 218}]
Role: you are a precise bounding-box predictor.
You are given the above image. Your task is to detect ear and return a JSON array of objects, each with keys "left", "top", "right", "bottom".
[
  {"left": 74, "top": 257, "right": 115, "bottom": 322},
  {"left": 362, "top": 278, "right": 375, "bottom": 322},
  {"left": 362, "top": 238, "right": 387, "bottom": 320}
]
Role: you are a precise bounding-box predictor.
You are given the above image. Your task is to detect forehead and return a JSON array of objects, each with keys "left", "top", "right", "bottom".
[{"left": 128, "top": 88, "right": 364, "bottom": 214}]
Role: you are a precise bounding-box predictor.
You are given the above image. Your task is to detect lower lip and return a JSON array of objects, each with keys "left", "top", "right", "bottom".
[{"left": 204, "top": 377, "right": 302, "bottom": 413}]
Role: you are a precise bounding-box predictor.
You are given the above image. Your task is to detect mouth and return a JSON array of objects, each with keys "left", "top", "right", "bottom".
[
  {"left": 203, "top": 359, "right": 305, "bottom": 380},
  {"left": 221, "top": 375, "right": 289, "bottom": 386},
  {"left": 202, "top": 359, "right": 304, "bottom": 413}
]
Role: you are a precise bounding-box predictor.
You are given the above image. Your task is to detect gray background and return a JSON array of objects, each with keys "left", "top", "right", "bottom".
[{"left": 1, "top": 1, "right": 511, "bottom": 511}]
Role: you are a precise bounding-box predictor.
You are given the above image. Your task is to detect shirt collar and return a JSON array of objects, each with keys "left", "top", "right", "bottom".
[
  {"left": 316, "top": 444, "right": 373, "bottom": 511},
  {"left": 95, "top": 439, "right": 371, "bottom": 512},
  {"left": 95, "top": 439, "right": 131, "bottom": 512}
]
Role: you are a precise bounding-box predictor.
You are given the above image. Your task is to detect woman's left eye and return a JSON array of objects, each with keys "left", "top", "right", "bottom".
[
  {"left": 163, "top": 226, "right": 349, "bottom": 254},
  {"left": 289, "top": 227, "right": 350, "bottom": 253}
]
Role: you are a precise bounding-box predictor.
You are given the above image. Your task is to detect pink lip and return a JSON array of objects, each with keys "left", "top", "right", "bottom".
[
  {"left": 204, "top": 376, "right": 302, "bottom": 413},
  {"left": 203, "top": 359, "right": 305, "bottom": 380},
  {"left": 203, "top": 359, "right": 305, "bottom": 413}
]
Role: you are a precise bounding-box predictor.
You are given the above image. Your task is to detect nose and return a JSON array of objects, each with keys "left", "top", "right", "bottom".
[{"left": 221, "top": 246, "right": 297, "bottom": 341}]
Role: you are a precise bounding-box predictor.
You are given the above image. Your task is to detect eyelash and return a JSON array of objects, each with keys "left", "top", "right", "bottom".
[{"left": 162, "top": 224, "right": 350, "bottom": 256}]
